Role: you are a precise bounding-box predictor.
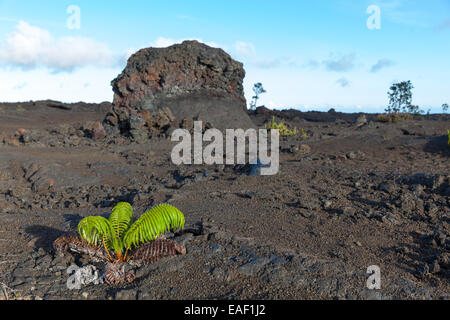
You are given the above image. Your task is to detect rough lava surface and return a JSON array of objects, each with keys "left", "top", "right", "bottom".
[
  {"left": 106, "top": 40, "right": 254, "bottom": 137},
  {"left": 0, "top": 100, "right": 449, "bottom": 300}
]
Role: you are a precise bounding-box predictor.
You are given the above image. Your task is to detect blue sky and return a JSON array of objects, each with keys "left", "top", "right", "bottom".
[{"left": 0, "top": 0, "right": 449, "bottom": 113}]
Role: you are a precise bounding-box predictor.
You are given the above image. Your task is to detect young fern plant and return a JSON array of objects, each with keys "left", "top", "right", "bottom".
[{"left": 77, "top": 202, "right": 185, "bottom": 263}]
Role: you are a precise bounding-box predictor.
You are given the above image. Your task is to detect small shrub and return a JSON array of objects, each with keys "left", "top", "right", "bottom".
[
  {"left": 447, "top": 130, "right": 450, "bottom": 147},
  {"left": 264, "top": 116, "right": 297, "bottom": 137},
  {"left": 377, "top": 113, "right": 413, "bottom": 123},
  {"left": 300, "top": 128, "right": 308, "bottom": 138}
]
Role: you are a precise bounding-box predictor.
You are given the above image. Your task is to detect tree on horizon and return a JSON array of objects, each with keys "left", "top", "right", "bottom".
[
  {"left": 385, "top": 81, "right": 418, "bottom": 114},
  {"left": 443, "top": 103, "right": 449, "bottom": 113},
  {"left": 250, "top": 83, "right": 267, "bottom": 110}
]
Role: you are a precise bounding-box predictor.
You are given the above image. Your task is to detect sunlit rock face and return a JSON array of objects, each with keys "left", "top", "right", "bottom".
[{"left": 106, "top": 40, "right": 254, "bottom": 137}]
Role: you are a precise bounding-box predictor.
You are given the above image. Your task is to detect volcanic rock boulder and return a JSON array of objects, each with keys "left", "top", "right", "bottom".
[{"left": 105, "top": 40, "right": 254, "bottom": 139}]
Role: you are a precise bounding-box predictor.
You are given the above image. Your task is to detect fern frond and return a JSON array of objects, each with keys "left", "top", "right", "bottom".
[
  {"left": 123, "top": 204, "right": 185, "bottom": 249},
  {"left": 78, "top": 216, "right": 113, "bottom": 248},
  {"left": 130, "top": 239, "right": 186, "bottom": 266},
  {"left": 53, "top": 231, "right": 107, "bottom": 262},
  {"left": 108, "top": 202, "right": 133, "bottom": 246}
]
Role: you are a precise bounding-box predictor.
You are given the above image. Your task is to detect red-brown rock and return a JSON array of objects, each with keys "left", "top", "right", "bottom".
[{"left": 106, "top": 40, "right": 254, "bottom": 137}]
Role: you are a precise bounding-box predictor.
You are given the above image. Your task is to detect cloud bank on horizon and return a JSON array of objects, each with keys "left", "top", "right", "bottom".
[
  {"left": 0, "top": 0, "right": 449, "bottom": 113},
  {"left": 0, "top": 21, "right": 120, "bottom": 71}
]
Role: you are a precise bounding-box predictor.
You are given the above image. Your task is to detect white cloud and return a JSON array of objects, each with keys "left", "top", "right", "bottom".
[
  {"left": 0, "top": 66, "right": 119, "bottom": 102},
  {"left": 152, "top": 37, "right": 181, "bottom": 48},
  {"left": 124, "top": 47, "right": 139, "bottom": 61},
  {"left": 0, "top": 21, "right": 117, "bottom": 71},
  {"left": 323, "top": 53, "right": 356, "bottom": 72},
  {"left": 370, "top": 58, "right": 395, "bottom": 73},
  {"left": 13, "top": 81, "right": 28, "bottom": 90},
  {"left": 231, "top": 42, "right": 294, "bottom": 70},
  {"left": 252, "top": 58, "right": 282, "bottom": 69},
  {"left": 303, "top": 59, "right": 320, "bottom": 69},
  {"left": 336, "top": 77, "right": 350, "bottom": 87},
  {"left": 372, "top": 0, "right": 431, "bottom": 28},
  {"left": 234, "top": 41, "right": 256, "bottom": 57},
  {"left": 266, "top": 101, "right": 282, "bottom": 109}
]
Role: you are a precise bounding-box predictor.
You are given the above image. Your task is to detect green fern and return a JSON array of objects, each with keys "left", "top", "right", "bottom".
[
  {"left": 78, "top": 216, "right": 113, "bottom": 248},
  {"left": 77, "top": 202, "right": 185, "bottom": 262},
  {"left": 108, "top": 202, "right": 133, "bottom": 251},
  {"left": 123, "top": 204, "right": 185, "bottom": 249}
]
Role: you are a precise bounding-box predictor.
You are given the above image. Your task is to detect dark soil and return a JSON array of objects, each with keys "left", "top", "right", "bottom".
[{"left": 0, "top": 101, "right": 448, "bottom": 300}]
